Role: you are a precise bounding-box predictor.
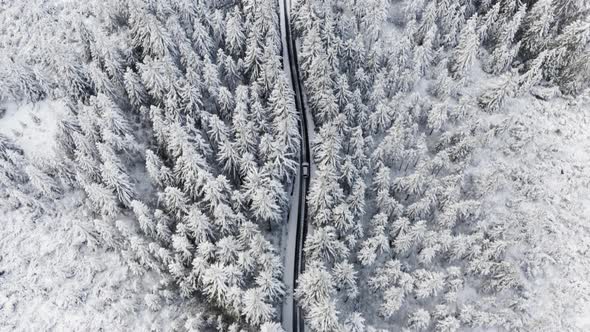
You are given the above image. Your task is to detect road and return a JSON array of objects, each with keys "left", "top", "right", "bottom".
[{"left": 279, "top": 0, "right": 311, "bottom": 331}]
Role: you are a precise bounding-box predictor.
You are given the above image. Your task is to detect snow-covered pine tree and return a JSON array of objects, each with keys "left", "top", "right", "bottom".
[
  {"left": 451, "top": 15, "right": 480, "bottom": 79},
  {"left": 520, "top": 0, "right": 555, "bottom": 58}
]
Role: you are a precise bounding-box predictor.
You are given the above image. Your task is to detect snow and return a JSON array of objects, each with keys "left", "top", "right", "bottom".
[
  {"left": 0, "top": 194, "right": 193, "bottom": 330},
  {"left": 0, "top": 100, "right": 203, "bottom": 330},
  {"left": 281, "top": 167, "right": 301, "bottom": 332},
  {"left": 0, "top": 0, "right": 589, "bottom": 330},
  {"left": 279, "top": 0, "right": 300, "bottom": 329},
  {"left": 279, "top": 1, "right": 317, "bottom": 330},
  {"left": 467, "top": 91, "right": 590, "bottom": 329},
  {"left": 0, "top": 100, "right": 65, "bottom": 159}
]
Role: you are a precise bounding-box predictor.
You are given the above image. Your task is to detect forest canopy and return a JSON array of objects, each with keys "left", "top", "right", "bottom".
[{"left": 0, "top": 0, "right": 589, "bottom": 331}]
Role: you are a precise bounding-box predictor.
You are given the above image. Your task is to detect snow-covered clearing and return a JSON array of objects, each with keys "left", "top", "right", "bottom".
[
  {"left": 0, "top": 100, "right": 64, "bottom": 159},
  {"left": 469, "top": 91, "right": 590, "bottom": 330}
]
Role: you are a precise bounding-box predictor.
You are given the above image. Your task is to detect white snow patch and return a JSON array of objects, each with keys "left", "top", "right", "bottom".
[{"left": 0, "top": 100, "right": 65, "bottom": 159}]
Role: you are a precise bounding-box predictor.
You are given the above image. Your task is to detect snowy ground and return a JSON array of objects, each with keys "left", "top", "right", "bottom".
[
  {"left": 468, "top": 91, "right": 590, "bottom": 330},
  {"left": 0, "top": 100, "right": 64, "bottom": 159}
]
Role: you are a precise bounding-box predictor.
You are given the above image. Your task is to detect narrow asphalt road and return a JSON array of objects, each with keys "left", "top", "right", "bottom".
[{"left": 279, "top": 0, "right": 311, "bottom": 331}]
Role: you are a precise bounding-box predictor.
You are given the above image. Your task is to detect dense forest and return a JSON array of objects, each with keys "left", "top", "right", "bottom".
[
  {"left": 0, "top": 0, "right": 589, "bottom": 331},
  {"left": 293, "top": 0, "right": 590, "bottom": 330},
  {"left": 2, "top": 0, "right": 298, "bottom": 329}
]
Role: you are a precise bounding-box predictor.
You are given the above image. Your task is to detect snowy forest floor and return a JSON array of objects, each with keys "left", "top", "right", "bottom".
[{"left": 470, "top": 91, "right": 590, "bottom": 329}]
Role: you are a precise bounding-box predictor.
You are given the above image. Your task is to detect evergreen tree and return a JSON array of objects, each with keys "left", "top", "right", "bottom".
[
  {"left": 308, "top": 299, "right": 341, "bottom": 332},
  {"left": 84, "top": 182, "right": 119, "bottom": 217},
  {"left": 520, "top": 0, "right": 555, "bottom": 58},
  {"left": 124, "top": 68, "right": 149, "bottom": 109},
  {"left": 408, "top": 309, "right": 431, "bottom": 331},
  {"left": 478, "top": 71, "right": 517, "bottom": 112},
  {"left": 244, "top": 26, "right": 264, "bottom": 80},
  {"left": 343, "top": 312, "right": 366, "bottom": 332},
  {"left": 24, "top": 165, "right": 62, "bottom": 198},
  {"left": 129, "top": 9, "right": 175, "bottom": 58},
  {"left": 242, "top": 288, "right": 274, "bottom": 326},
  {"left": 268, "top": 74, "right": 299, "bottom": 154},
  {"left": 486, "top": 5, "right": 526, "bottom": 74},
  {"left": 451, "top": 15, "right": 480, "bottom": 78},
  {"left": 226, "top": 7, "right": 245, "bottom": 56}
]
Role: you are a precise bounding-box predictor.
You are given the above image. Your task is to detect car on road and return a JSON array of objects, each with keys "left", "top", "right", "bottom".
[{"left": 302, "top": 162, "right": 310, "bottom": 178}]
